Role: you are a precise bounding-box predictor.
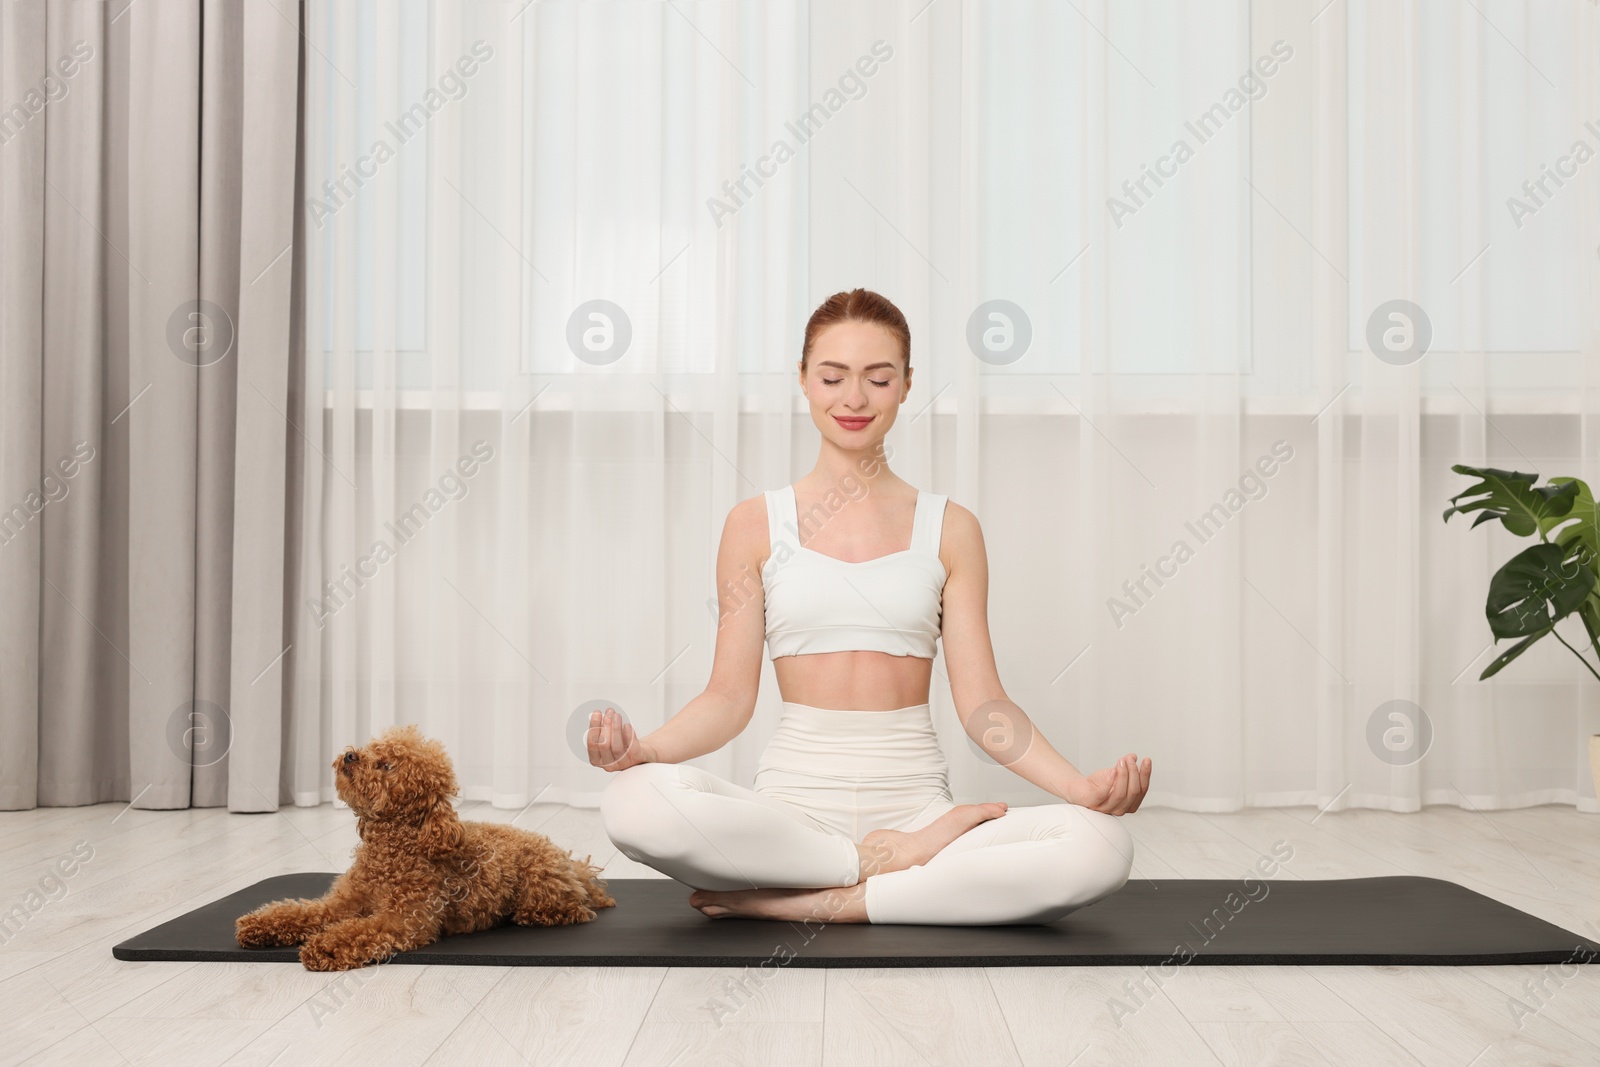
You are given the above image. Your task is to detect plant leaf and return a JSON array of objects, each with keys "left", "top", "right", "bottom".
[
  {"left": 1479, "top": 630, "right": 1549, "bottom": 680},
  {"left": 1548, "top": 476, "right": 1599, "bottom": 567},
  {"left": 1581, "top": 596, "right": 1600, "bottom": 650},
  {"left": 1485, "top": 541, "right": 1596, "bottom": 639},
  {"left": 1443, "top": 465, "right": 1579, "bottom": 537}
]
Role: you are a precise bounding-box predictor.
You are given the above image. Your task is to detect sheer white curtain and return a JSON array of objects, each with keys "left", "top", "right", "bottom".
[{"left": 290, "top": 0, "right": 1600, "bottom": 815}]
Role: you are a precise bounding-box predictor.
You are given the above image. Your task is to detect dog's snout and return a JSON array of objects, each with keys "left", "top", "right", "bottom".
[{"left": 343, "top": 751, "right": 358, "bottom": 763}]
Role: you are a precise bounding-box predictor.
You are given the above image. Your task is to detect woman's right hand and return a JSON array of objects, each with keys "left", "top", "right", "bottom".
[{"left": 587, "top": 707, "right": 655, "bottom": 772}]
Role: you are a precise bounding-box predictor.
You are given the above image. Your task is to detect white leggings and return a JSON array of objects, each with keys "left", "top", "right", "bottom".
[{"left": 599, "top": 702, "right": 1135, "bottom": 925}]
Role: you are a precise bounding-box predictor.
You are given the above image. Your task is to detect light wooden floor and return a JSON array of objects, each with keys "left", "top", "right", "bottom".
[{"left": 1, "top": 799, "right": 1596, "bottom": 1067}]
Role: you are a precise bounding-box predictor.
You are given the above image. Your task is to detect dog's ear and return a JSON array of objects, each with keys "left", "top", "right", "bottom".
[
  {"left": 417, "top": 797, "right": 465, "bottom": 859},
  {"left": 356, "top": 814, "right": 368, "bottom": 842}
]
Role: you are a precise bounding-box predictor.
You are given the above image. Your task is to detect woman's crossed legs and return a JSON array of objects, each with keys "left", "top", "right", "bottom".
[{"left": 599, "top": 761, "right": 1135, "bottom": 925}]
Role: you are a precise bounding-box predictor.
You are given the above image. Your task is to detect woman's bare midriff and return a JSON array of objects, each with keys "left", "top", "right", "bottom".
[
  {"left": 762, "top": 481, "right": 944, "bottom": 712},
  {"left": 773, "top": 650, "right": 933, "bottom": 711}
]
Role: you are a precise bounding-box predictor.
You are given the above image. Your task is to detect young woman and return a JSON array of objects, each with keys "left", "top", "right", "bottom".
[{"left": 594, "top": 289, "right": 1152, "bottom": 925}]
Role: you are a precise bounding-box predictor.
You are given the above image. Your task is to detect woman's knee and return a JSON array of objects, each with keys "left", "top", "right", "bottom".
[
  {"left": 599, "top": 762, "right": 685, "bottom": 851},
  {"left": 1045, "top": 805, "right": 1134, "bottom": 900},
  {"left": 1075, "top": 807, "right": 1135, "bottom": 895}
]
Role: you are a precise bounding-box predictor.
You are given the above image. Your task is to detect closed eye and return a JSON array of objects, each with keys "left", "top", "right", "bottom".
[{"left": 822, "top": 378, "right": 892, "bottom": 387}]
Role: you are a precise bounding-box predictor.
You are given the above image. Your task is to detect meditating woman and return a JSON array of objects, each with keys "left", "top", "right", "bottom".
[{"left": 595, "top": 288, "right": 1152, "bottom": 925}]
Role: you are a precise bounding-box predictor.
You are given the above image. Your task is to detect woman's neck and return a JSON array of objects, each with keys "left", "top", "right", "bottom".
[{"left": 803, "top": 442, "right": 898, "bottom": 495}]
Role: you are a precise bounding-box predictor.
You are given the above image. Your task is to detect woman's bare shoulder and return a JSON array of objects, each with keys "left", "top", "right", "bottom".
[
  {"left": 937, "top": 499, "right": 985, "bottom": 575},
  {"left": 722, "top": 492, "right": 775, "bottom": 566}
]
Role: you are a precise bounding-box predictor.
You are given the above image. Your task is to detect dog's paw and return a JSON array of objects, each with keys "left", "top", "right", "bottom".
[
  {"left": 518, "top": 904, "right": 599, "bottom": 926},
  {"left": 236, "top": 913, "right": 297, "bottom": 949},
  {"left": 299, "top": 934, "right": 366, "bottom": 972}
]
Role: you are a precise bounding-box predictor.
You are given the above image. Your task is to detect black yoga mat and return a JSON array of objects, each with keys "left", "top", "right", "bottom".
[{"left": 112, "top": 873, "right": 1600, "bottom": 967}]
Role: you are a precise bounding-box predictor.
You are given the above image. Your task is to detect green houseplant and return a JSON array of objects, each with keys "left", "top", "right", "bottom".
[{"left": 1444, "top": 466, "right": 1600, "bottom": 803}]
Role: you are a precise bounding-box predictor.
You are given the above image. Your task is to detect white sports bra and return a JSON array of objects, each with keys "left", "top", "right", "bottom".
[{"left": 761, "top": 484, "right": 949, "bottom": 660}]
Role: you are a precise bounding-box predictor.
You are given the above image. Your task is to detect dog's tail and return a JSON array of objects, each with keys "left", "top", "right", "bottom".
[{"left": 572, "top": 851, "right": 617, "bottom": 909}]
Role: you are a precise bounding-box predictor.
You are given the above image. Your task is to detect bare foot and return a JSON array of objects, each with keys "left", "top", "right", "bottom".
[
  {"left": 856, "top": 801, "right": 1007, "bottom": 881},
  {"left": 684, "top": 803, "right": 1007, "bottom": 923},
  {"left": 689, "top": 883, "right": 868, "bottom": 923}
]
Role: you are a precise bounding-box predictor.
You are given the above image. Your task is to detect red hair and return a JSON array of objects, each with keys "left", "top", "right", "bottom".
[{"left": 801, "top": 289, "right": 911, "bottom": 372}]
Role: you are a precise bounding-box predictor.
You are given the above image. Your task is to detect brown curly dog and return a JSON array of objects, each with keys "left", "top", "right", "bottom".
[{"left": 235, "top": 723, "right": 615, "bottom": 971}]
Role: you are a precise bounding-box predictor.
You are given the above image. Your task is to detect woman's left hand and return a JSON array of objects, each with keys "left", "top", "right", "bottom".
[{"left": 1061, "top": 753, "right": 1151, "bottom": 815}]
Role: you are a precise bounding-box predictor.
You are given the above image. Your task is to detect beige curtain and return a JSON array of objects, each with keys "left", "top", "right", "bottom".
[{"left": 0, "top": 0, "right": 303, "bottom": 812}]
